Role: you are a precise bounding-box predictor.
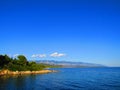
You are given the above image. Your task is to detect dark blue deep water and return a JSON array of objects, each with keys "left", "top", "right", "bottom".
[{"left": 0, "top": 67, "right": 120, "bottom": 90}]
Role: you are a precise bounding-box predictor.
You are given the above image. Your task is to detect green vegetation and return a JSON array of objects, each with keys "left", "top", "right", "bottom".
[
  {"left": 39, "top": 63, "right": 62, "bottom": 68},
  {"left": 0, "top": 54, "right": 53, "bottom": 71}
]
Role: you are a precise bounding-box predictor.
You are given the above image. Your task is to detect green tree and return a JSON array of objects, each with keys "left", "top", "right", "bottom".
[
  {"left": 0, "top": 55, "right": 11, "bottom": 68},
  {"left": 17, "top": 55, "right": 28, "bottom": 66}
]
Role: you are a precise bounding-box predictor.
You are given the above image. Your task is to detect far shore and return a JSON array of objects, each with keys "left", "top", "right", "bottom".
[{"left": 0, "top": 69, "right": 57, "bottom": 76}]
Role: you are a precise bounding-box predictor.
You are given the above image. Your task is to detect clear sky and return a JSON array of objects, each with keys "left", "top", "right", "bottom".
[{"left": 0, "top": 0, "right": 120, "bottom": 66}]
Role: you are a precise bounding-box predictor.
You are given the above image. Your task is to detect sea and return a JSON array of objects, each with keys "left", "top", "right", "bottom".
[{"left": 0, "top": 67, "right": 120, "bottom": 90}]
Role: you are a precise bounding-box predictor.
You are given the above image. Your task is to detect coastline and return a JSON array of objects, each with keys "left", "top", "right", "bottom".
[{"left": 0, "top": 69, "right": 56, "bottom": 76}]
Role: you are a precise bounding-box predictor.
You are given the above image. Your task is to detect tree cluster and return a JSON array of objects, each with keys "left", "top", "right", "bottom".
[{"left": 0, "top": 54, "right": 46, "bottom": 71}]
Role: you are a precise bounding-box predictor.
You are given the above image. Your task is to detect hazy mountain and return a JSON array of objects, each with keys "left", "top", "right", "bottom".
[{"left": 35, "top": 60, "right": 105, "bottom": 67}]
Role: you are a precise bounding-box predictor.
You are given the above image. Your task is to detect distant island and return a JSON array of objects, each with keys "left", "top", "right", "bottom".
[
  {"left": 0, "top": 54, "right": 56, "bottom": 76},
  {"left": 36, "top": 60, "right": 105, "bottom": 68}
]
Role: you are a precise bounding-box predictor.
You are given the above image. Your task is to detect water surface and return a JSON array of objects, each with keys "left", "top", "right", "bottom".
[{"left": 0, "top": 67, "right": 120, "bottom": 90}]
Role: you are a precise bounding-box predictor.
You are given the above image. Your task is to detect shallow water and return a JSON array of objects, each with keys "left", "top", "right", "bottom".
[{"left": 0, "top": 67, "right": 120, "bottom": 90}]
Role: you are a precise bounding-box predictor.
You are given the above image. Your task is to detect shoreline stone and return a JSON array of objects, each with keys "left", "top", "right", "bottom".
[{"left": 0, "top": 69, "right": 57, "bottom": 76}]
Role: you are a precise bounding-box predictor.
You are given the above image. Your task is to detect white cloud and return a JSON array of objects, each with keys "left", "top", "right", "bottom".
[
  {"left": 31, "top": 54, "right": 46, "bottom": 58},
  {"left": 38, "top": 54, "right": 46, "bottom": 58},
  {"left": 31, "top": 54, "right": 37, "bottom": 58},
  {"left": 13, "top": 54, "right": 19, "bottom": 58},
  {"left": 50, "top": 52, "right": 66, "bottom": 57}
]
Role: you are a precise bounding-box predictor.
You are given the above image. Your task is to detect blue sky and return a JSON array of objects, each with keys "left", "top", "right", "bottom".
[{"left": 0, "top": 0, "right": 120, "bottom": 66}]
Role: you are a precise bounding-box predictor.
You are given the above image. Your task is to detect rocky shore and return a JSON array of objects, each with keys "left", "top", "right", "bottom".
[{"left": 0, "top": 69, "right": 56, "bottom": 76}]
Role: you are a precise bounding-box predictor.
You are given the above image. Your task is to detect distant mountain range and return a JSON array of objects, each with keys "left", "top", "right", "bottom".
[{"left": 35, "top": 60, "right": 105, "bottom": 67}]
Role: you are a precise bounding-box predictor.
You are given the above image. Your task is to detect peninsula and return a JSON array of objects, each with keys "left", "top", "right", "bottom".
[{"left": 0, "top": 54, "right": 56, "bottom": 76}]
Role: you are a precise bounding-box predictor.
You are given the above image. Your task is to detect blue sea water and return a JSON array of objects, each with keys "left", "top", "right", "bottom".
[{"left": 0, "top": 67, "right": 120, "bottom": 90}]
